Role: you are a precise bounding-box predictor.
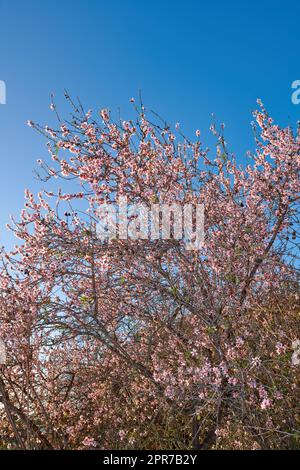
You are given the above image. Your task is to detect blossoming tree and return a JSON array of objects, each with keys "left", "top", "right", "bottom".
[{"left": 0, "top": 96, "right": 299, "bottom": 449}]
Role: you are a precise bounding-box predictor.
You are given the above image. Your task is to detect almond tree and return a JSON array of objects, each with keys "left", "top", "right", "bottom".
[{"left": 0, "top": 96, "right": 299, "bottom": 449}]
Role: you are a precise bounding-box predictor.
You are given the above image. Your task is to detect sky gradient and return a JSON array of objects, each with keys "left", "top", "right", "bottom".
[{"left": 0, "top": 0, "right": 299, "bottom": 248}]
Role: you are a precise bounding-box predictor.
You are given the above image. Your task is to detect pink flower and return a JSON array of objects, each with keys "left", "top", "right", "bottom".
[
  {"left": 118, "top": 430, "right": 126, "bottom": 441},
  {"left": 82, "top": 437, "right": 97, "bottom": 447},
  {"left": 275, "top": 342, "right": 286, "bottom": 355},
  {"left": 261, "top": 398, "right": 272, "bottom": 410},
  {"left": 100, "top": 108, "right": 110, "bottom": 122}
]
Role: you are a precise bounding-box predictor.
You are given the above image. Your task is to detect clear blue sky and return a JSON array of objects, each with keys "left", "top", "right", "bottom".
[{"left": 0, "top": 0, "right": 299, "bottom": 248}]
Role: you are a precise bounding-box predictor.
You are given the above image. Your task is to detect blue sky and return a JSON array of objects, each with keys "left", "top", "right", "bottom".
[{"left": 0, "top": 0, "right": 299, "bottom": 248}]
